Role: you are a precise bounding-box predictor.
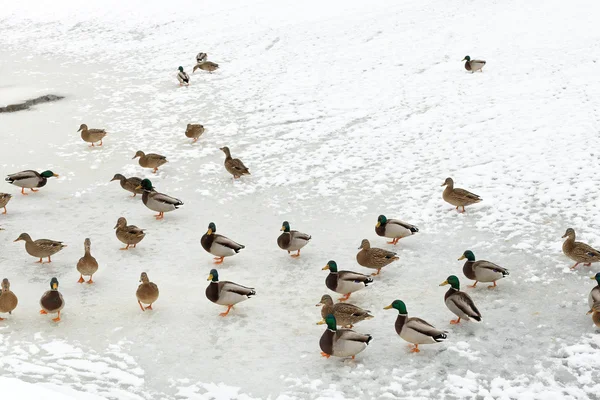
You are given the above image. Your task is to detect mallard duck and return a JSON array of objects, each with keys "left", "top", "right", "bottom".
[
  {"left": 384, "top": 300, "right": 447, "bottom": 353},
  {"left": 77, "top": 124, "right": 107, "bottom": 147},
  {"left": 196, "top": 52, "right": 208, "bottom": 63},
  {"left": 110, "top": 174, "right": 143, "bottom": 197},
  {"left": 562, "top": 228, "right": 600, "bottom": 270},
  {"left": 322, "top": 260, "right": 373, "bottom": 302},
  {"left": 14, "top": 233, "right": 66, "bottom": 263},
  {"left": 201, "top": 222, "right": 245, "bottom": 264},
  {"left": 589, "top": 273, "right": 600, "bottom": 312},
  {"left": 177, "top": 66, "right": 190, "bottom": 86},
  {"left": 206, "top": 269, "right": 255, "bottom": 316},
  {"left": 0, "top": 193, "right": 12, "bottom": 214},
  {"left": 462, "top": 56, "right": 486, "bottom": 73},
  {"left": 316, "top": 294, "right": 373, "bottom": 328},
  {"left": 193, "top": 61, "right": 219, "bottom": 73},
  {"left": 136, "top": 272, "right": 159, "bottom": 311},
  {"left": 459, "top": 250, "right": 509, "bottom": 288},
  {"left": 220, "top": 146, "right": 250, "bottom": 179},
  {"left": 441, "top": 177, "right": 482, "bottom": 212},
  {"left": 356, "top": 239, "right": 399, "bottom": 276},
  {"left": 114, "top": 217, "right": 146, "bottom": 249},
  {"left": 277, "top": 221, "right": 311, "bottom": 257},
  {"left": 132, "top": 151, "right": 168, "bottom": 173},
  {"left": 76, "top": 238, "right": 98, "bottom": 284},
  {"left": 439, "top": 275, "right": 482, "bottom": 324},
  {"left": 185, "top": 124, "right": 205, "bottom": 143},
  {"left": 588, "top": 303, "right": 600, "bottom": 328},
  {"left": 6, "top": 170, "right": 58, "bottom": 195},
  {"left": 135, "top": 179, "right": 183, "bottom": 219},
  {"left": 319, "top": 314, "right": 372, "bottom": 359},
  {"left": 40, "top": 277, "right": 64, "bottom": 322},
  {"left": 0, "top": 279, "right": 18, "bottom": 319},
  {"left": 375, "top": 215, "right": 418, "bottom": 245}
]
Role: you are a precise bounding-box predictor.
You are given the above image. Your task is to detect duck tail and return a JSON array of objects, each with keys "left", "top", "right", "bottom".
[
  {"left": 411, "top": 226, "right": 419, "bottom": 233},
  {"left": 434, "top": 332, "right": 448, "bottom": 342},
  {"left": 364, "top": 277, "right": 374, "bottom": 286},
  {"left": 248, "top": 289, "right": 256, "bottom": 297},
  {"left": 365, "top": 335, "right": 373, "bottom": 345},
  {"left": 472, "top": 315, "right": 482, "bottom": 322}
]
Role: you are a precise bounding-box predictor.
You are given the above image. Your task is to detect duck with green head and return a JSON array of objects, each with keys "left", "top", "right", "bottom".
[
  {"left": 39, "top": 277, "right": 64, "bottom": 322},
  {"left": 375, "top": 215, "right": 418, "bottom": 245},
  {"left": 459, "top": 250, "right": 509, "bottom": 288},
  {"left": 319, "top": 313, "right": 372, "bottom": 359},
  {"left": 462, "top": 55, "right": 486, "bottom": 73},
  {"left": 322, "top": 260, "right": 373, "bottom": 302},
  {"left": 277, "top": 221, "right": 311, "bottom": 257},
  {"left": 588, "top": 272, "right": 600, "bottom": 312},
  {"left": 177, "top": 66, "right": 190, "bottom": 86},
  {"left": 205, "top": 269, "right": 255, "bottom": 317},
  {"left": 135, "top": 179, "right": 183, "bottom": 220},
  {"left": 5, "top": 170, "right": 58, "bottom": 195},
  {"left": 201, "top": 222, "right": 245, "bottom": 264},
  {"left": 440, "top": 275, "right": 482, "bottom": 324}
]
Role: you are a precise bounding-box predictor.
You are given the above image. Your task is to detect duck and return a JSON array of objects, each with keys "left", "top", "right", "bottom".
[
  {"left": 5, "top": 170, "right": 59, "bottom": 195},
  {"left": 589, "top": 273, "right": 600, "bottom": 312},
  {"left": 375, "top": 215, "right": 418, "bottom": 245},
  {"left": 322, "top": 260, "right": 373, "bottom": 302},
  {"left": 441, "top": 177, "right": 482, "bottom": 213},
  {"left": 316, "top": 294, "right": 373, "bottom": 328},
  {"left": 219, "top": 146, "right": 250, "bottom": 179},
  {"left": 193, "top": 61, "right": 219, "bottom": 73},
  {"left": 200, "top": 222, "right": 245, "bottom": 264},
  {"left": 77, "top": 123, "right": 107, "bottom": 147},
  {"left": 196, "top": 52, "right": 208, "bottom": 64},
  {"left": 458, "top": 250, "right": 509, "bottom": 288},
  {"left": 176, "top": 66, "right": 190, "bottom": 86},
  {"left": 561, "top": 228, "right": 600, "bottom": 270},
  {"left": 0, "top": 193, "right": 12, "bottom": 214},
  {"left": 277, "top": 221, "right": 311, "bottom": 257},
  {"left": 132, "top": 151, "right": 168, "bottom": 173},
  {"left": 114, "top": 217, "right": 146, "bottom": 249},
  {"left": 110, "top": 174, "right": 143, "bottom": 197},
  {"left": 136, "top": 272, "right": 159, "bottom": 311},
  {"left": 185, "top": 124, "right": 205, "bottom": 143},
  {"left": 439, "top": 275, "right": 482, "bottom": 324},
  {"left": 206, "top": 269, "right": 255, "bottom": 317},
  {"left": 356, "top": 239, "right": 399, "bottom": 276},
  {"left": 14, "top": 233, "right": 66, "bottom": 263},
  {"left": 39, "top": 277, "right": 64, "bottom": 322},
  {"left": 135, "top": 179, "right": 183, "bottom": 219},
  {"left": 384, "top": 300, "right": 447, "bottom": 353},
  {"left": 588, "top": 304, "right": 600, "bottom": 328},
  {"left": 319, "top": 314, "right": 372, "bottom": 360},
  {"left": 462, "top": 55, "right": 486, "bottom": 73},
  {"left": 76, "top": 238, "right": 98, "bottom": 284},
  {"left": 0, "top": 278, "right": 18, "bottom": 319}
]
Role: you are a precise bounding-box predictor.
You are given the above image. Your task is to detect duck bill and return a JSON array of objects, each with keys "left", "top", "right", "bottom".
[
  {"left": 53, "top": 173, "right": 59, "bottom": 177},
  {"left": 52, "top": 283, "right": 58, "bottom": 290},
  {"left": 383, "top": 305, "right": 393, "bottom": 310},
  {"left": 439, "top": 281, "right": 449, "bottom": 286},
  {"left": 315, "top": 303, "right": 323, "bottom": 307},
  {"left": 461, "top": 58, "right": 466, "bottom": 61},
  {"left": 280, "top": 227, "right": 285, "bottom": 231},
  {"left": 561, "top": 233, "right": 567, "bottom": 238},
  {"left": 316, "top": 320, "right": 326, "bottom": 325},
  {"left": 458, "top": 255, "right": 466, "bottom": 260},
  {"left": 135, "top": 185, "right": 142, "bottom": 190},
  {"left": 321, "top": 265, "right": 329, "bottom": 270},
  {"left": 375, "top": 221, "right": 381, "bottom": 228},
  {"left": 591, "top": 277, "right": 597, "bottom": 280},
  {"left": 207, "top": 229, "right": 213, "bottom": 235},
  {"left": 13, "top": 238, "right": 20, "bottom": 242},
  {"left": 207, "top": 274, "right": 213, "bottom": 281}
]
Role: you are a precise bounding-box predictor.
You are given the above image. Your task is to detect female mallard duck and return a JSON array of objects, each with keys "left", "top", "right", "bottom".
[
  {"left": 136, "top": 272, "right": 159, "bottom": 311},
  {"left": 114, "top": 217, "right": 146, "bottom": 249},
  {"left": 40, "top": 277, "right": 64, "bottom": 322},
  {"left": 185, "top": 124, "right": 205, "bottom": 143},
  {"left": 322, "top": 260, "right": 373, "bottom": 302},
  {"left": 0, "top": 279, "right": 18, "bottom": 319},
  {"left": 220, "top": 147, "right": 250, "bottom": 179},
  {"left": 589, "top": 273, "right": 600, "bottom": 312},
  {"left": 110, "top": 174, "right": 143, "bottom": 197},
  {"left": 462, "top": 56, "right": 486, "bottom": 73},
  {"left": 458, "top": 250, "right": 509, "bottom": 288},
  {"left": 14, "top": 233, "right": 66, "bottom": 263},
  {"left": 441, "top": 177, "right": 482, "bottom": 212},
  {"left": 193, "top": 61, "right": 219, "bottom": 73},
  {"left": 0, "top": 193, "right": 12, "bottom": 214},
  {"left": 439, "top": 275, "right": 482, "bottom": 324},
  {"left": 76, "top": 238, "right": 98, "bottom": 284},
  {"left": 588, "top": 304, "right": 600, "bottom": 328},
  {"left": 277, "top": 221, "right": 311, "bottom": 257},
  {"left": 201, "top": 222, "right": 245, "bottom": 264},
  {"left": 132, "top": 151, "right": 168, "bottom": 173},
  {"left": 319, "top": 314, "right": 372, "bottom": 360},
  {"left": 206, "top": 269, "right": 255, "bottom": 317},
  {"left": 135, "top": 179, "right": 183, "bottom": 220},
  {"left": 6, "top": 170, "right": 58, "bottom": 195},
  {"left": 77, "top": 124, "right": 107, "bottom": 147},
  {"left": 196, "top": 52, "right": 208, "bottom": 64},
  {"left": 384, "top": 300, "right": 447, "bottom": 353},
  {"left": 316, "top": 294, "right": 373, "bottom": 328},
  {"left": 356, "top": 239, "right": 399, "bottom": 276},
  {"left": 375, "top": 215, "right": 418, "bottom": 245},
  {"left": 562, "top": 228, "right": 600, "bottom": 270}
]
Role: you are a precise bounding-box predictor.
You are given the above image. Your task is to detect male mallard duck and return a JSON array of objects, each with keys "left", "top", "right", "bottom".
[
  {"left": 384, "top": 300, "right": 447, "bottom": 353},
  {"left": 135, "top": 179, "right": 183, "bottom": 220},
  {"left": 114, "top": 217, "right": 146, "bottom": 249},
  {"left": 441, "top": 177, "right": 482, "bottom": 212},
  {"left": 6, "top": 170, "right": 58, "bottom": 195},
  {"left": 110, "top": 174, "right": 143, "bottom": 197},
  {"left": 40, "top": 277, "right": 64, "bottom": 322},
  {"left": 0, "top": 279, "right": 18, "bottom": 319},
  {"left": 136, "top": 272, "right": 159, "bottom": 311},
  {"left": 356, "top": 239, "right": 399, "bottom": 276},
  {"left": 458, "top": 250, "right": 509, "bottom": 288},
  {"left": 375, "top": 215, "right": 418, "bottom": 245},
  {"left": 76, "top": 238, "right": 98, "bottom": 284},
  {"left": 196, "top": 52, "right": 208, "bottom": 64},
  {"left": 322, "top": 260, "right": 373, "bottom": 302},
  {"left": 319, "top": 314, "right": 372, "bottom": 360},
  {"left": 185, "top": 124, "right": 205, "bottom": 143},
  {"left": 462, "top": 56, "right": 486, "bottom": 73},
  {"left": 177, "top": 66, "right": 190, "bottom": 86},
  {"left": 132, "top": 151, "right": 168, "bottom": 174},
  {"left": 77, "top": 124, "right": 107, "bottom": 147},
  {"left": 277, "top": 221, "right": 311, "bottom": 257},
  {"left": 439, "top": 275, "right": 482, "bottom": 324},
  {"left": 589, "top": 273, "right": 600, "bottom": 312},
  {"left": 219, "top": 146, "right": 250, "bottom": 179},
  {"left": 206, "top": 269, "right": 255, "bottom": 317},
  {"left": 316, "top": 294, "right": 373, "bottom": 328},
  {"left": 193, "top": 61, "right": 219, "bottom": 73},
  {"left": 0, "top": 193, "right": 12, "bottom": 214},
  {"left": 14, "top": 233, "right": 66, "bottom": 263},
  {"left": 562, "top": 228, "right": 600, "bottom": 270},
  {"left": 200, "top": 222, "right": 245, "bottom": 264}
]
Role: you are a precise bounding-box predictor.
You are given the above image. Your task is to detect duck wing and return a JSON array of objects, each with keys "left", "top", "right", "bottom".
[
  {"left": 219, "top": 281, "right": 255, "bottom": 297},
  {"left": 336, "top": 329, "right": 372, "bottom": 344},
  {"left": 338, "top": 271, "right": 373, "bottom": 285},
  {"left": 214, "top": 234, "right": 245, "bottom": 251},
  {"left": 6, "top": 170, "right": 39, "bottom": 182},
  {"left": 406, "top": 317, "right": 448, "bottom": 340},
  {"left": 149, "top": 192, "right": 183, "bottom": 207},
  {"left": 388, "top": 219, "right": 419, "bottom": 233},
  {"left": 448, "top": 292, "right": 482, "bottom": 321}
]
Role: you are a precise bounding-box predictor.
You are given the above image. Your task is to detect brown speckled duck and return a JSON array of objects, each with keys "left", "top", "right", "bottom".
[
  {"left": 316, "top": 294, "right": 373, "bottom": 328},
  {"left": 114, "top": 217, "right": 146, "bottom": 250},
  {"left": 77, "top": 238, "right": 98, "bottom": 284},
  {"left": 462, "top": 56, "right": 486, "bottom": 73},
  {"left": 0, "top": 279, "right": 18, "bottom": 319},
  {"left": 14, "top": 233, "right": 66, "bottom": 263},
  {"left": 220, "top": 147, "right": 250, "bottom": 179},
  {"left": 0, "top": 193, "right": 11, "bottom": 214},
  {"left": 356, "top": 239, "right": 399, "bottom": 276},
  {"left": 193, "top": 61, "right": 219, "bottom": 73},
  {"left": 562, "top": 228, "right": 600, "bottom": 270},
  {"left": 40, "top": 277, "right": 64, "bottom": 322},
  {"left": 441, "top": 177, "right": 482, "bottom": 212},
  {"left": 185, "top": 124, "right": 205, "bottom": 143},
  {"left": 459, "top": 250, "right": 509, "bottom": 288},
  {"left": 77, "top": 124, "right": 107, "bottom": 147},
  {"left": 110, "top": 174, "right": 143, "bottom": 197},
  {"left": 136, "top": 272, "right": 159, "bottom": 311},
  {"left": 132, "top": 151, "right": 168, "bottom": 173}
]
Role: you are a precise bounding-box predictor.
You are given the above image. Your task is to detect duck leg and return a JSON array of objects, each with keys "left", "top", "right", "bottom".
[
  {"left": 219, "top": 305, "right": 233, "bottom": 317},
  {"left": 450, "top": 318, "right": 461, "bottom": 324},
  {"left": 2, "top": 206, "right": 6, "bottom": 214},
  {"left": 138, "top": 300, "right": 145, "bottom": 312},
  {"left": 338, "top": 293, "right": 351, "bottom": 302},
  {"left": 35, "top": 258, "right": 43, "bottom": 263},
  {"left": 468, "top": 281, "right": 478, "bottom": 288},
  {"left": 410, "top": 344, "right": 420, "bottom": 353},
  {"left": 47, "top": 256, "right": 52, "bottom": 263},
  {"left": 30, "top": 188, "right": 39, "bottom": 192},
  {"left": 21, "top": 188, "right": 28, "bottom": 195},
  {"left": 214, "top": 257, "right": 224, "bottom": 264},
  {"left": 98, "top": 140, "right": 103, "bottom": 146},
  {"left": 145, "top": 304, "right": 153, "bottom": 310},
  {"left": 39, "top": 310, "right": 47, "bottom": 314},
  {"left": 584, "top": 263, "right": 592, "bottom": 267},
  {"left": 87, "top": 276, "right": 94, "bottom": 284},
  {"left": 570, "top": 262, "right": 580, "bottom": 270},
  {"left": 291, "top": 250, "right": 301, "bottom": 258},
  {"left": 487, "top": 281, "right": 497, "bottom": 289},
  {"left": 152, "top": 167, "right": 158, "bottom": 173},
  {"left": 320, "top": 352, "right": 331, "bottom": 358},
  {"left": 52, "top": 311, "right": 61, "bottom": 322},
  {"left": 120, "top": 244, "right": 130, "bottom": 250},
  {"left": 371, "top": 268, "right": 382, "bottom": 276},
  {"left": 154, "top": 212, "right": 164, "bottom": 219},
  {"left": 89, "top": 143, "right": 95, "bottom": 147},
  {"left": 78, "top": 275, "right": 85, "bottom": 283}
]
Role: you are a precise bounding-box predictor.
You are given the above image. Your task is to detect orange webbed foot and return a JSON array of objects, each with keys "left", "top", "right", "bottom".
[
  {"left": 52, "top": 317, "right": 61, "bottom": 322},
  {"left": 320, "top": 351, "right": 331, "bottom": 358},
  {"left": 39, "top": 310, "right": 47, "bottom": 315},
  {"left": 77, "top": 276, "right": 85, "bottom": 283},
  {"left": 450, "top": 319, "right": 461, "bottom": 324},
  {"left": 86, "top": 279, "right": 94, "bottom": 284}
]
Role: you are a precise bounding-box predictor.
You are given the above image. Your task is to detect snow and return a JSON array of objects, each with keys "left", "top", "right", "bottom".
[{"left": 1, "top": 0, "right": 600, "bottom": 398}]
